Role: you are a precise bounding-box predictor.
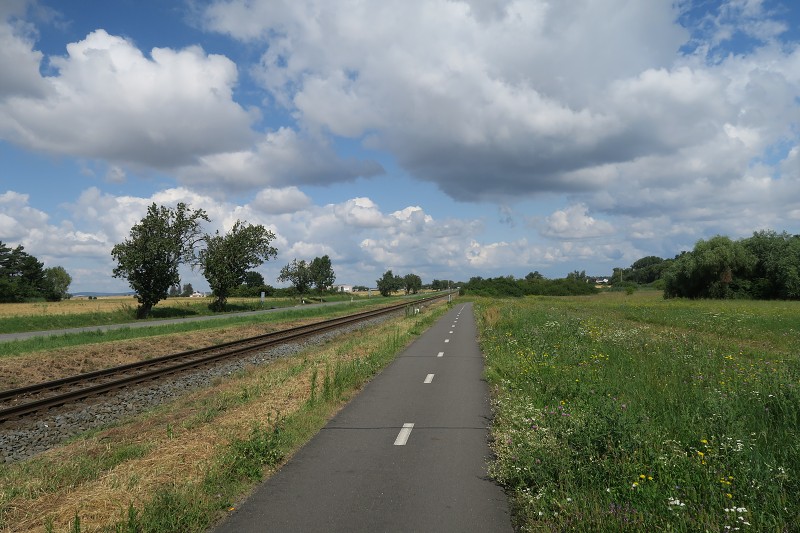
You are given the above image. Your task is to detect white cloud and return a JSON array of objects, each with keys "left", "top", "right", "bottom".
[
  {"left": 200, "top": 0, "right": 800, "bottom": 231},
  {"left": 0, "top": 27, "right": 254, "bottom": 168},
  {"left": 251, "top": 186, "right": 311, "bottom": 214},
  {"left": 179, "top": 127, "right": 383, "bottom": 190},
  {"left": 542, "top": 204, "right": 615, "bottom": 239}
]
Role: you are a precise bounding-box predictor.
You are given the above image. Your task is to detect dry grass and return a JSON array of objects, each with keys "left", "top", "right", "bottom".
[
  {"left": 0, "top": 318, "right": 320, "bottom": 390},
  {"left": 0, "top": 302, "right": 447, "bottom": 532},
  {"left": 0, "top": 298, "right": 139, "bottom": 318}
]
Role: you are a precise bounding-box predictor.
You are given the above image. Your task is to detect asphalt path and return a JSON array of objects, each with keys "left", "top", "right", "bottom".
[
  {"left": 0, "top": 300, "right": 353, "bottom": 343},
  {"left": 214, "top": 302, "right": 512, "bottom": 533}
]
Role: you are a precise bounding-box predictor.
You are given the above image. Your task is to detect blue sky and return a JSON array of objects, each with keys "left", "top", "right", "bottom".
[{"left": 1, "top": 0, "right": 799, "bottom": 292}]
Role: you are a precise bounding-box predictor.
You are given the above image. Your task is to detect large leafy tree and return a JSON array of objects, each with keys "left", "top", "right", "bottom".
[
  {"left": 663, "top": 236, "right": 756, "bottom": 299},
  {"left": 200, "top": 221, "right": 277, "bottom": 311},
  {"left": 376, "top": 269, "right": 402, "bottom": 297},
  {"left": 309, "top": 255, "right": 336, "bottom": 293},
  {"left": 43, "top": 266, "right": 72, "bottom": 301},
  {"left": 111, "top": 203, "right": 208, "bottom": 318},
  {"left": 278, "top": 259, "right": 313, "bottom": 296},
  {"left": 403, "top": 273, "right": 422, "bottom": 294},
  {"left": 743, "top": 230, "right": 800, "bottom": 299}
]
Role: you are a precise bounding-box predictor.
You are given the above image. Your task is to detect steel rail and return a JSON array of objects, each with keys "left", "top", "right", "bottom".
[{"left": 0, "top": 293, "right": 450, "bottom": 421}]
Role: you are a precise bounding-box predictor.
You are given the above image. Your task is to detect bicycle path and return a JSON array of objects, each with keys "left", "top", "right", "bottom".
[{"left": 213, "top": 302, "right": 512, "bottom": 533}]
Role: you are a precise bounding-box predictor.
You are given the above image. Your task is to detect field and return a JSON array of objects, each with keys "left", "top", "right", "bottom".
[
  {"left": 476, "top": 290, "right": 800, "bottom": 531},
  {"left": 0, "top": 295, "right": 360, "bottom": 334}
]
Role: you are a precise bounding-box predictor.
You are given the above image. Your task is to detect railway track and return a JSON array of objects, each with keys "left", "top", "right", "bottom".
[{"left": 0, "top": 294, "right": 449, "bottom": 422}]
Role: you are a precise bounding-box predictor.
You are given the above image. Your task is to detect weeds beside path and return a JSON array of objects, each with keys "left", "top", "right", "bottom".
[
  {"left": 0, "top": 300, "right": 452, "bottom": 532},
  {"left": 477, "top": 292, "right": 799, "bottom": 531}
]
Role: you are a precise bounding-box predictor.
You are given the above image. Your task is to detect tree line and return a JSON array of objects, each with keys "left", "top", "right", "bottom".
[
  {"left": 661, "top": 230, "right": 800, "bottom": 299},
  {"left": 459, "top": 272, "right": 598, "bottom": 297},
  {"left": 0, "top": 241, "right": 71, "bottom": 302},
  {"left": 375, "top": 270, "right": 424, "bottom": 296},
  {"left": 111, "top": 202, "right": 340, "bottom": 318},
  {"left": 609, "top": 229, "right": 799, "bottom": 300}
]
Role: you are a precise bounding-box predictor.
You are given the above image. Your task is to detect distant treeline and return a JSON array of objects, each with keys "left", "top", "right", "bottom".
[
  {"left": 460, "top": 271, "right": 598, "bottom": 298},
  {"left": 661, "top": 230, "right": 800, "bottom": 300},
  {"left": 616, "top": 229, "right": 799, "bottom": 300},
  {"left": 460, "top": 229, "right": 800, "bottom": 300}
]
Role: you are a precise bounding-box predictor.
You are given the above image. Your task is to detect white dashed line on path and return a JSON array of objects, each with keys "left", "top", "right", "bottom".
[
  {"left": 424, "top": 374, "right": 434, "bottom": 384},
  {"left": 394, "top": 423, "right": 414, "bottom": 446},
  {"left": 437, "top": 351, "right": 444, "bottom": 357}
]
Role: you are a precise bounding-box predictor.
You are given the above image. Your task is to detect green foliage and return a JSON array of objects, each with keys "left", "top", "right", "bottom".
[
  {"left": 664, "top": 235, "right": 757, "bottom": 299},
  {"left": 461, "top": 275, "right": 597, "bottom": 297},
  {"left": 200, "top": 221, "right": 277, "bottom": 312},
  {"left": 278, "top": 259, "right": 313, "bottom": 295},
  {"left": 180, "top": 283, "right": 194, "bottom": 297},
  {"left": 111, "top": 203, "right": 208, "bottom": 318},
  {"left": 743, "top": 230, "right": 800, "bottom": 299},
  {"left": 402, "top": 273, "right": 422, "bottom": 294},
  {"left": 43, "top": 266, "right": 72, "bottom": 301},
  {"left": 0, "top": 241, "right": 69, "bottom": 302},
  {"left": 309, "top": 255, "right": 336, "bottom": 293},
  {"left": 627, "top": 256, "right": 671, "bottom": 284},
  {"left": 478, "top": 294, "right": 800, "bottom": 530},
  {"left": 376, "top": 269, "right": 402, "bottom": 296}
]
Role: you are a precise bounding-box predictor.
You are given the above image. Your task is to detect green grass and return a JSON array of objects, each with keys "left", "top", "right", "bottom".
[
  {"left": 0, "top": 299, "right": 387, "bottom": 358},
  {"left": 0, "top": 295, "right": 364, "bottom": 335},
  {"left": 476, "top": 293, "right": 800, "bottom": 531}
]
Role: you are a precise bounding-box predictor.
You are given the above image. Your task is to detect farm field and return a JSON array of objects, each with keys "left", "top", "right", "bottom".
[
  {"left": 476, "top": 291, "right": 799, "bottom": 531},
  {"left": 0, "top": 295, "right": 360, "bottom": 334}
]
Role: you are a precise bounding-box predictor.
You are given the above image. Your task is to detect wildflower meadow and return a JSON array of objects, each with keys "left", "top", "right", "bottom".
[{"left": 477, "top": 291, "right": 799, "bottom": 531}]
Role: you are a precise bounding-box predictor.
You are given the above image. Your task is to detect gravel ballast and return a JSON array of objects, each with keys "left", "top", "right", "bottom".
[{"left": 0, "top": 313, "right": 399, "bottom": 463}]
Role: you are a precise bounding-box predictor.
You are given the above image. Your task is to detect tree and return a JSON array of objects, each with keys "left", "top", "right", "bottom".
[
  {"left": 278, "top": 259, "right": 313, "bottom": 296},
  {"left": 663, "top": 236, "right": 756, "bottom": 299},
  {"left": 403, "top": 273, "right": 422, "bottom": 294},
  {"left": 376, "top": 269, "right": 402, "bottom": 296},
  {"left": 525, "top": 271, "right": 544, "bottom": 281},
  {"left": 168, "top": 285, "right": 181, "bottom": 298},
  {"left": 111, "top": 203, "right": 208, "bottom": 318},
  {"left": 43, "top": 266, "right": 72, "bottom": 301},
  {"left": 244, "top": 271, "right": 266, "bottom": 289},
  {"left": 627, "top": 256, "right": 669, "bottom": 285},
  {"left": 181, "top": 283, "right": 195, "bottom": 297},
  {"left": 743, "top": 230, "right": 800, "bottom": 299},
  {"left": 309, "top": 255, "right": 336, "bottom": 293},
  {"left": 0, "top": 242, "right": 48, "bottom": 302},
  {"left": 200, "top": 221, "right": 278, "bottom": 312}
]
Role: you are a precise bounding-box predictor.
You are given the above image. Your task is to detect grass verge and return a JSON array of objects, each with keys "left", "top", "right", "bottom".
[
  {"left": 0, "top": 299, "right": 386, "bottom": 359},
  {"left": 0, "top": 300, "right": 451, "bottom": 532},
  {"left": 476, "top": 292, "right": 800, "bottom": 531}
]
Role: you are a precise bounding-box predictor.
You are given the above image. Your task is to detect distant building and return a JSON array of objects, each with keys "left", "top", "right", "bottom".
[
  {"left": 333, "top": 284, "right": 353, "bottom": 293},
  {"left": 189, "top": 291, "right": 206, "bottom": 298}
]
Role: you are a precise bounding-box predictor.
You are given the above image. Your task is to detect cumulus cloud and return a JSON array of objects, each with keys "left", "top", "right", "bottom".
[
  {"left": 201, "top": 0, "right": 800, "bottom": 227},
  {"left": 178, "top": 127, "right": 383, "bottom": 190},
  {"left": 542, "top": 204, "right": 614, "bottom": 239}
]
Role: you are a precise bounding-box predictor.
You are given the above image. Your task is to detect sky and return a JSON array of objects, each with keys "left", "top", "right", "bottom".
[{"left": 1, "top": 0, "right": 799, "bottom": 293}]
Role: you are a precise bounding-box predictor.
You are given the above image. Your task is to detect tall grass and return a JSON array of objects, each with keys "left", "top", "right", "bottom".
[{"left": 477, "top": 294, "right": 799, "bottom": 531}]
